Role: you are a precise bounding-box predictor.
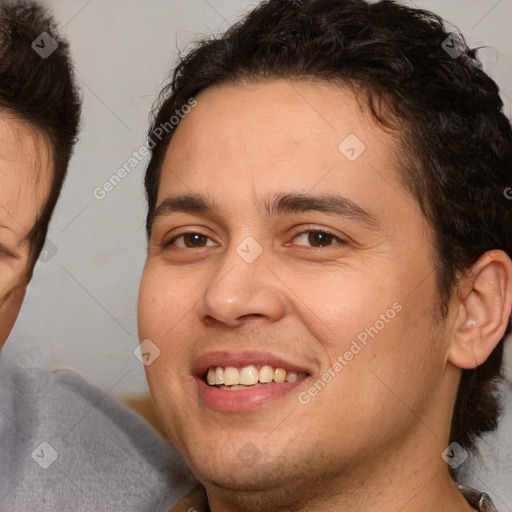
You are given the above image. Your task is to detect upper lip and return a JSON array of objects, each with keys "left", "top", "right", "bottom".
[{"left": 193, "top": 350, "right": 314, "bottom": 377}]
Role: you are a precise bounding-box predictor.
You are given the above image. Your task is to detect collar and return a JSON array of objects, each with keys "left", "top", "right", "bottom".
[
  {"left": 170, "top": 482, "right": 498, "bottom": 512},
  {"left": 457, "top": 483, "right": 498, "bottom": 512}
]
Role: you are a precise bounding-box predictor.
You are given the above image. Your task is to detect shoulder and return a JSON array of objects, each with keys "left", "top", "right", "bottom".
[{"left": 0, "top": 365, "right": 196, "bottom": 511}]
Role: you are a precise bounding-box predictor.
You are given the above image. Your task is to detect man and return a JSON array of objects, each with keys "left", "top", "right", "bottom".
[
  {"left": 137, "top": 0, "right": 512, "bottom": 510},
  {"left": 0, "top": 2, "right": 194, "bottom": 510}
]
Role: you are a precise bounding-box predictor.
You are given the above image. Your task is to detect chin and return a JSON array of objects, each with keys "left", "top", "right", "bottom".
[
  {"left": 184, "top": 444, "right": 287, "bottom": 492},
  {"left": 192, "top": 456, "right": 336, "bottom": 512},
  {"left": 205, "top": 469, "right": 279, "bottom": 493}
]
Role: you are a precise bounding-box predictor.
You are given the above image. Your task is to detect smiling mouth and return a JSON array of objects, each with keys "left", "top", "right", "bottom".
[{"left": 205, "top": 365, "right": 309, "bottom": 389}]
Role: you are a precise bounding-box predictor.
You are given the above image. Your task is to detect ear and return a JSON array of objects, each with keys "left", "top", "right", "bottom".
[
  {"left": 0, "top": 284, "right": 27, "bottom": 349},
  {"left": 448, "top": 250, "right": 512, "bottom": 370}
]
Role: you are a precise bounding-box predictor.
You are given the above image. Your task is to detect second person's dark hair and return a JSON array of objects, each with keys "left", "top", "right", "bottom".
[{"left": 0, "top": 0, "right": 81, "bottom": 269}]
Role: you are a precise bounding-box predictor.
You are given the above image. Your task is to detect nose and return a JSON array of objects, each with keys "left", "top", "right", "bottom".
[{"left": 197, "top": 245, "right": 286, "bottom": 328}]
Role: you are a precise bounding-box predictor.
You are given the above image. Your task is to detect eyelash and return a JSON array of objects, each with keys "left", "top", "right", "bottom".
[{"left": 164, "top": 229, "right": 346, "bottom": 249}]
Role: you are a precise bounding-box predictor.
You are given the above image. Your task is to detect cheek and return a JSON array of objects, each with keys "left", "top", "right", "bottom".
[
  {"left": 281, "top": 264, "right": 401, "bottom": 352},
  {"left": 294, "top": 261, "right": 442, "bottom": 392},
  {"left": 138, "top": 267, "right": 198, "bottom": 421},
  {"left": 309, "top": 310, "right": 444, "bottom": 449},
  {"left": 139, "top": 264, "right": 198, "bottom": 335},
  {"left": 138, "top": 263, "right": 206, "bottom": 386}
]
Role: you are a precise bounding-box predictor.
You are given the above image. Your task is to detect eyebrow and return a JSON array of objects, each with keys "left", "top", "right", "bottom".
[{"left": 151, "top": 192, "right": 381, "bottom": 231}]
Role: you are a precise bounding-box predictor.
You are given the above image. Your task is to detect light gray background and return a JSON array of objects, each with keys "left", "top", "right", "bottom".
[{"left": 3, "top": 0, "right": 512, "bottom": 508}]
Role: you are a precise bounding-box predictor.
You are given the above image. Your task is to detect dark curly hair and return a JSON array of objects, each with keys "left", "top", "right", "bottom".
[
  {"left": 0, "top": 0, "right": 80, "bottom": 271},
  {"left": 144, "top": 0, "right": 512, "bottom": 464}
]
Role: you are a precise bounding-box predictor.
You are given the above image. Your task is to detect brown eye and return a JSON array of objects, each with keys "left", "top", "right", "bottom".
[
  {"left": 183, "top": 233, "right": 208, "bottom": 247},
  {"left": 167, "top": 232, "right": 215, "bottom": 248},
  {"left": 307, "top": 231, "right": 334, "bottom": 247},
  {"left": 293, "top": 230, "right": 341, "bottom": 247}
]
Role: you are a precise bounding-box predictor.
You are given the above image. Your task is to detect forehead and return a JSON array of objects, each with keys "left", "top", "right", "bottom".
[
  {"left": 166, "top": 79, "right": 389, "bottom": 165},
  {"left": 157, "top": 80, "right": 403, "bottom": 213},
  {"left": 0, "top": 113, "right": 53, "bottom": 239}
]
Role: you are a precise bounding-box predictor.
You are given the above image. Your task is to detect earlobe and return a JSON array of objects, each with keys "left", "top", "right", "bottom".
[{"left": 447, "top": 250, "right": 512, "bottom": 370}]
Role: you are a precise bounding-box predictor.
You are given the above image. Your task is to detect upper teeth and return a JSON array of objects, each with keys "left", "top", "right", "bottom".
[{"left": 206, "top": 365, "right": 305, "bottom": 386}]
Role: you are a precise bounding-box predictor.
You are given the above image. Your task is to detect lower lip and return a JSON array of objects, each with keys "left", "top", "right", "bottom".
[{"left": 197, "top": 377, "right": 308, "bottom": 411}]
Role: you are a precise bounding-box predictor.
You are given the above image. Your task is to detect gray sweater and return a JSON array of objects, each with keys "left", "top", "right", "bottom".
[{"left": 0, "top": 359, "right": 196, "bottom": 511}]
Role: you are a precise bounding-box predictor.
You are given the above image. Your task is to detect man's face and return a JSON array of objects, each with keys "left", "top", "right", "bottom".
[
  {"left": 0, "top": 114, "right": 52, "bottom": 346},
  {"left": 138, "top": 80, "right": 455, "bottom": 497}
]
